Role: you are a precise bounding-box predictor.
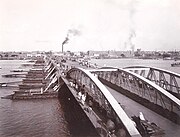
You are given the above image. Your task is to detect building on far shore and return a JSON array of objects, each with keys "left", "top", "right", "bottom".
[
  {"left": 0, "top": 50, "right": 180, "bottom": 60},
  {"left": 0, "top": 51, "right": 44, "bottom": 60},
  {"left": 87, "top": 50, "right": 134, "bottom": 59}
]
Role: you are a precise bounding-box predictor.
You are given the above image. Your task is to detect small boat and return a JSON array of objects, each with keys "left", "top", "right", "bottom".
[
  {"left": 0, "top": 83, "right": 7, "bottom": 87},
  {"left": 171, "top": 62, "right": 180, "bottom": 67}
]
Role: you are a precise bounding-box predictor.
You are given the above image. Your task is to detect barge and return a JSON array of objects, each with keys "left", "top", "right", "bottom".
[{"left": 2, "top": 57, "right": 59, "bottom": 100}]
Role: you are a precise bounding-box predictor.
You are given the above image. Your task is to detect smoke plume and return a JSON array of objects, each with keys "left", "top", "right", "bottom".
[
  {"left": 62, "top": 28, "right": 81, "bottom": 46},
  {"left": 125, "top": 0, "right": 138, "bottom": 51}
]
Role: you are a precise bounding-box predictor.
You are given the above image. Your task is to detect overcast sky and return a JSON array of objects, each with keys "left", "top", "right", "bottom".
[{"left": 0, "top": 0, "right": 180, "bottom": 52}]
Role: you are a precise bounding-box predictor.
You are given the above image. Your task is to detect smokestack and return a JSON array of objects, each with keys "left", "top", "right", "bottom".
[
  {"left": 61, "top": 27, "right": 81, "bottom": 53},
  {"left": 62, "top": 37, "right": 69, "bottom": 53}
]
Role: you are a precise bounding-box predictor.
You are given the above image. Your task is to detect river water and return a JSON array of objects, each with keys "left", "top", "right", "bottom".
[
  {"left": 0, "top": 59, "right": 179, "bottom": 137},
  {"left": 0, "top": 60, "right": 70, "bottom": 137},
  {"left": 91, "top": 58, "right": 180, "bottom": 74}
]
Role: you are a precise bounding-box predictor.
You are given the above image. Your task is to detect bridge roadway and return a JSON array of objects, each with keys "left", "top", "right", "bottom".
[
  {"left": 107, "top": 86, "right": 180, "bottom": 137},
  {"left": 50, "top": 57, "right": 180, "bottom": 137}
]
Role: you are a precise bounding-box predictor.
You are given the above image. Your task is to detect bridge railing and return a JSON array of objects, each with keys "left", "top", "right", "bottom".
[
  {"left": 43, "top": 58, "right": 62, "bottom": 93},
  {"left": 92, "top": 68, "right": 180, "bottom": 123},
  {"left": 124, "top": 66, "right": 180, "bottom": 99},
  {"left": 67, "top": 67, "right": 141, "bottom": 137}
]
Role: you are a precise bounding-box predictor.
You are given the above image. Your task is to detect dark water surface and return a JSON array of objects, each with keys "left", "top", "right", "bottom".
[{"left": 0, "top": 60, "right": 70, "bottom": 137}]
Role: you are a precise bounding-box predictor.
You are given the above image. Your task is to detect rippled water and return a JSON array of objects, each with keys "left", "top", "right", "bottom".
[{"left": 0, "top": 60, "right": 70, "bottom": 137}]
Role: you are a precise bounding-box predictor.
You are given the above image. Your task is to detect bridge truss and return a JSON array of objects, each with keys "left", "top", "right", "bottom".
[
  {"left": 124, "top": 66, "right": 180, "bottom": 99},
  {"left": 67, "top": 67, "right": 141, "bottom": 137},
  {"left": 91, "top": 67, "right": 180, "bottom": 122}
]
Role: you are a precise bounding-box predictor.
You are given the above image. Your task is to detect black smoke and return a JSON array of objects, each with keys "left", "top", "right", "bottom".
[{"left": 62, "top": 28, "right": 81, "bottom": 46}]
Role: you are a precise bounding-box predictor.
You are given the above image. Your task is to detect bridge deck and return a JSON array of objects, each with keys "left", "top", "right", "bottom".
[{"left": 107, "top": 86, "right": 180, "bottom": 137}]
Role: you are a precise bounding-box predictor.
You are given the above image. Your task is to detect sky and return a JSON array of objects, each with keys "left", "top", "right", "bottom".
[{"left": 0, "top": 0, "right": 180, "bottom": 52}]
